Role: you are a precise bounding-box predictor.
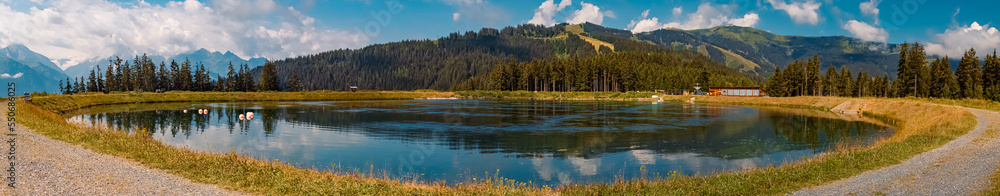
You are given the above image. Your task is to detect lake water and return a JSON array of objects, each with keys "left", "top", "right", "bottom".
[{"left": 69, "top": 100, "right": 892, "bottom": 186}]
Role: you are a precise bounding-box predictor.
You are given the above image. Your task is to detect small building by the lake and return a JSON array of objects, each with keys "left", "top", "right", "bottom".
[
  {"left": 349, "top": 86, "right": 358, "bottom": 92},
  {"left": 708, "top": 87, "right": 766, "bottom": 97}
]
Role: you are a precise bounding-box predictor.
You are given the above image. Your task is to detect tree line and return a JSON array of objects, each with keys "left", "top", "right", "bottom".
[
  {"left": 59, "top": 55, "right": 292, "bottom": 94},
  {"left": 454, "top": 51, "right": 760, "bottom": 92},
  {"left": 766, "top": 42, "right": 1000, "bottom": 101}
]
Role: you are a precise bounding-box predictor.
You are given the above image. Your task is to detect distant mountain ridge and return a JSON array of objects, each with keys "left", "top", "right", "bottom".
[
  {"left": 0, "top": 44, "right": 68, "bottom": 93},
  {"left": 63, "top": 49, "right": 266, "bottom": 78}
]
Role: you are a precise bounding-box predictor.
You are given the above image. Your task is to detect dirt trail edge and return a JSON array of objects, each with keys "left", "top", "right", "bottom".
[
  {"left": 793, "top": 108, "right": 1000, "bottom": 195},
  {"left": 0, "top": 102, "right": 245, "bottom": 195}
]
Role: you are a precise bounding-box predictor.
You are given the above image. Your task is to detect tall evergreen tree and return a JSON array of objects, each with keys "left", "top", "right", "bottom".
[
  {"left": 807, "top": 54, "right": 822, "bottom": 96},
  {"left": 226, "top": 63, "right": 236, "bottom": 91},
  {"left": 895, "top": 42, "right": 911, "bottom": 97},
  {"left": 825, "top": 66, "right": 838, "bottom": 96},
  {"left": 957, "top": 48, "right": 983, "bottom": 98},
  {"left": 88, "top": 69, "right": 97, "bottom": 92},
  {"left": 259, "top": 62, "right": 280, "bottom": 91},
  {"left": 96, "top": 66, "right": 105, "bottom": 93},
  {"left": 179, "top": 59, "right": 193, "bottom": 91},
  {"left": 158, "top": 62, "right": 169, "bottom": 91},
  {"left": 287, "top": 73, "right": 302, "bottom": 92},
  {"left": 930, "top": 57, "right": 958, "bottom": 98},
  {"left": 840, "top": 65, "right": 853, "bottom": 97},
  {"left": 908, "top": 43, "right": 929, "bottom": 97},
  {"left": 984, "top": 50, "right": 1000, "bottom": 101}
]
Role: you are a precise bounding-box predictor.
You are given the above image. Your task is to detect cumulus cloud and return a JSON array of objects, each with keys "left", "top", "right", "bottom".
[
  {"left": 0, "top": 0, "right": 368, "bottom": 69},
  {"left": 842, "top": 20, "right": 887, "bottom": 42},
  {"left": 527, "top": 0, "right": 572, "bottom": 27},
  {"left": 672, "top": 7, "right": 682, "bottom": 17},
  {"left": 0, "top": 73, "right": 22, "bottom": 79},
  {"left": 859, "top": 0, "right": 880, "bottom": 25},
  {"left": 453, "top": 12, "right": 460, "bottom": 21},
  {"left": 628, "top": 3, "right": 759, "bottom": 33},
  {"left": 925, "top": 22, "right": 1000, "bottom": 57},
  {"left": 767, "top": 0, "right": 821, "bottom": 25},
  {"left": 565, "top": 2, "right": 613, "bottom": 25},
  {"left": 729, "top": 13, "right": 760, "bottom": 27}
]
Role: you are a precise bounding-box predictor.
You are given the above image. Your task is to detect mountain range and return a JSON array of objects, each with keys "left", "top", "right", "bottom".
[
  {"left": 0, "top": 44, "right": 68, "bottom": 94},
  {"left": 63, "top": 49, "right": 267, "bottom": 79},
  {"left": 6, "top": 23, "right": 914, "bottom": 93},
  {"left": 257, "top": 23, "right": 906, "bottom": 91}
]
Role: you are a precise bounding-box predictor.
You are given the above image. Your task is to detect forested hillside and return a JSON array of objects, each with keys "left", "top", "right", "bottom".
[
  {"left": 259, "top": 23, "right": 760, "bottom": 91},
  {"left": 577, "top": 23, "right": 900, "bottom": 78}
]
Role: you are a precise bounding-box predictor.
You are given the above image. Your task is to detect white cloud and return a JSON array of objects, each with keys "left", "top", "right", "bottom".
[
  {"left": 672, "top": 6, "right": 682, "bottom": 17},
  {"left": 453, "top": 12, "right": 460, "bottom": 21},
  {"left": 0, "top": 73, "right": 22, "bottom": 79},
  {"left": 859, "top": 0, "right": 880, "bottom": 25},
  {"left": 926, "top": 22, "right": 1000, "bottom": 57},
  {"left": 768, "top": 0, "right": 821, "bottom": 25},
  {"left": 527, "top": 0, "right": 571, "bottom": 27},
  {"left": 628, "top": 3, "right": 759, "bottom": 33},
  {"left": 0, "top": 0, "right": 368, "bottom": 69},
  {"left": 565, "top": 2, "right": 612, "bottom": 25},
  {"left": 842, "top": 20, "right": 887, "bottom": 42},
  {"left": 729, "top": 13, "right": 760, "bottom": 27}
]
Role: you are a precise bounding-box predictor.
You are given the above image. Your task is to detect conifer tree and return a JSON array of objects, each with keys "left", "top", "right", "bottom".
[
  {"left": 825, "top": 66, "right": 838, "bottom": 96},
  {"left": 259, "top": 62, "right": 280, "bottom": 91},
  {"left": 984, "top": 50, "right": 1000, "bottom": 101},
  {"left": 896, "top": 42, "right": 911, "bottom": 97},
  {"left": 287, "top": 73, "right": 302, "bottom": 92},
  {"left": 840, "top": 66, "right": 853, "bottom": 97},
  {"left": 957, "top": 48, "right": 983, "bottom": 98}
]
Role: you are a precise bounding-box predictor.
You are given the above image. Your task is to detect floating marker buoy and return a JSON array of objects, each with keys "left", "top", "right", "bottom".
[
  {"left": 204, "top": 109, "right": 208, "bottom": 114},
  {"left": 183, "top": 110, "right": 188, "bottom": 113},
  {"left": 239, "top": 114, "right": 245, "bottom": 120},
  {"left": 246, "top": 112, "right": 254, "bottom": 119}
]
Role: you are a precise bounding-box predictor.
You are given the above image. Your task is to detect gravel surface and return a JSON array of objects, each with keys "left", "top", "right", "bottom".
[
  {"left": 0, "top": 102, "right": 246, "bottom": 195},
  {"left": 793, "top": 108, "right": 1000, "bottom": 196}
]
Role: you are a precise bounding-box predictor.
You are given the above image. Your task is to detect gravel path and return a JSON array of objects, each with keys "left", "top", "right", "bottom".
[
  {"left": 793, "top": 108, "right": 1000, "bottom": 196},
  {"left": 0, "top": 102, "right": 246, "bottom": 195}
]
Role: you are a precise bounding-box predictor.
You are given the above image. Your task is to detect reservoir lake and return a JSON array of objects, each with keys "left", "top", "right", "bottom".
[{"left": 69, "top": 100, "right": 893, "bottom": 186}]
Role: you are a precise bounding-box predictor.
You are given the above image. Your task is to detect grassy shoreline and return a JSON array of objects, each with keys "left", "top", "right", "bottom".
[
  {"left": 33, "top": 91, "right": 455, "bottom": 114},
  {"left": 17, "top": 91, "right": 986, "bottom": 195}
]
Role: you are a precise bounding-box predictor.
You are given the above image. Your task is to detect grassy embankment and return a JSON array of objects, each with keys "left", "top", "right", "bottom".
[{"left": 17, "top": 91, "right": 987, "bottom": 195}]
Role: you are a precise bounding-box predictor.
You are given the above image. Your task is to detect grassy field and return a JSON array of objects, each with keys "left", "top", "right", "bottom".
[{"left": 15, "top": 91, "right": 990, "bottom": 195}]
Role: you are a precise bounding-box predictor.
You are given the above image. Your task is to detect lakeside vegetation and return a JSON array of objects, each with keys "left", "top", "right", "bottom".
[
  {"left": 16, "top": 91, "right": 990, "bottom": 195},
  {"left": 31, "top": 91, "right": 454, "bottom": 114}
]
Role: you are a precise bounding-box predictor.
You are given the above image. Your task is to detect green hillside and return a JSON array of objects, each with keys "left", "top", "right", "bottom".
[
  {"left": 261, "top": 23, "right": 761, "bottom": 91},
  {"left": 580, "top": 23, "right": 901, "bottom": 78}
]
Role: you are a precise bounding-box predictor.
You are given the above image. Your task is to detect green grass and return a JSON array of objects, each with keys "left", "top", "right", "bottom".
[
  {"left": 32, "top": 90, "right": 455, "bottom": 114},
  {"left": 456, "top": 90, "right": 658, "bottom": 100},
  {"left": 16, "top": 91, "right": 988, "bottom": 195}
]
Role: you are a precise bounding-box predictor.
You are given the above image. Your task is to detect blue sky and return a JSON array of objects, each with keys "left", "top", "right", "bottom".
[{"left": 1, "top": 0, "right": 997, "bottom": 69}]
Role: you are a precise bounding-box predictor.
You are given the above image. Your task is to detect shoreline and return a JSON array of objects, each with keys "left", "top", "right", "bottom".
[{"left": 18, "top": 91, "right": 987, "bottom": 195}]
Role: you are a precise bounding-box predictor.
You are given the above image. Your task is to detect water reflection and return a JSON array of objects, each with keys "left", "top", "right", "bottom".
[{"left": 69, "top": 100, "right": 892, "bottom": 186}]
